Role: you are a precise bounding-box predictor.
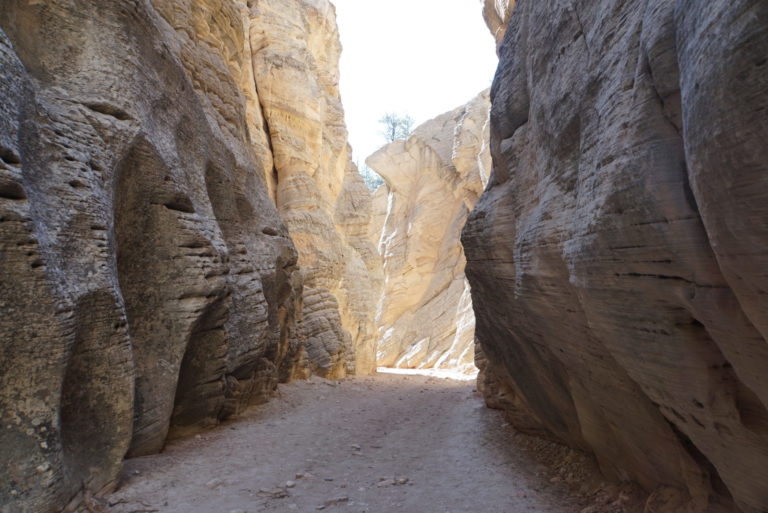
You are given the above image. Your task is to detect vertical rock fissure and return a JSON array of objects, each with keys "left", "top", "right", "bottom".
[{"left": 247, "top": 35, "right": 280, "bottom": 194}]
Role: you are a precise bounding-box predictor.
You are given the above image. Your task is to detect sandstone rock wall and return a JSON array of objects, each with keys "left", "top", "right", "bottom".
[
  {"left": 368, "top": 91, "right": 490, "bottom": 374},
  {"left": 0, "top": 1, "right": 374, "bottom": 511},
  {"left": 249, "top": 0, "right": 380, "bottom": 378},
  {"left": 463, "top": 1, "right": 768, "bottom": 512},
  {"left": 482, "top": 0, "right": 516, "bottom": 49}
]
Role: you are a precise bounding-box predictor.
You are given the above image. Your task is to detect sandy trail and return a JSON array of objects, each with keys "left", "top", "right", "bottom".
[{"left": 108, "top": 373, "right": 586, "bottom": 513}]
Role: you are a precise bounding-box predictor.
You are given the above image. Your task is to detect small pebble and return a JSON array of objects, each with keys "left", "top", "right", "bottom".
[
  {"left": 323, "top": 496, "right": 349, "bottom": 506},
  {"left": 286, "top": 481, "right": 296, "bottom": 488},
  {"left": 206, "top": 478, "right": 223, "bottom": 489}
]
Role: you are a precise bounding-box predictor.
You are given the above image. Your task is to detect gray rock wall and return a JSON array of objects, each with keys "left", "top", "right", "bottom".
[
  {"left": 463, "top": 1, "right": 768, "bottom": 512},
  {"left": 0, "top": 1, "right": 306, "bottom": 511}
]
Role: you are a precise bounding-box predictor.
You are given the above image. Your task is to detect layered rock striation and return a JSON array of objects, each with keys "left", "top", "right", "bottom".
[
  {"left": 481, "top": 0, "right": 516, "bottom": 49},
  {"left": 464, "top": 1, "right": 768, "bottom": 512},
  {"left": 0, "top": 1, "right": 376, "bottom": 511},
  {"left": 249, "top": 0, "right": 380, "bottom": 378},
  {"left": 368, "top": 91, "right": 490, "bottom": 374}
]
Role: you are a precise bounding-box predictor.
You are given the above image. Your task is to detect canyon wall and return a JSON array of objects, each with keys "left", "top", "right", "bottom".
[
  {"left": 464, "top": 1, "right": 768, "bottom": 512},
  {"left": 481, "top": 0, "right": 515, "bottom": 48},
  {"left": 0, "top": 1, "right": 375, "bottom": 512},
  {"left": 368, "top": 91, "right": 490, "bottom": 374},
  {"left": 249, "top": 0, "right": 380, "bottom": 378}
]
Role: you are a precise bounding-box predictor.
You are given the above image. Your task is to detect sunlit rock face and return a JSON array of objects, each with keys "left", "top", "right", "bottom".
[
  {"left": 368, "top": 91, "right": 490, "bottom": 375},
  {"left": 464, "top": 1, "right": 768, "bottom": 512},
  {"left": 249, "top": 0, "right": 381, "bottom": 378},
  {"left": 0, "top": 0, "right": 373, "bottom": 511},
  {"left": 482, "top": 0, "right": 515, "bottom": 49}
]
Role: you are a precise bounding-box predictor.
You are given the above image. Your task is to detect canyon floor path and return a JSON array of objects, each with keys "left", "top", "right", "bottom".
[{"left": 109, "top": 373, "right": 590, "bottom": 513}]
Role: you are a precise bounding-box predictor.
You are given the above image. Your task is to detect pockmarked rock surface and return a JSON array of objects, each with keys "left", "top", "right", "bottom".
[
  {"left": 0, "top": 1, "right": 374, "bottom": 512},
  {"left": 368, "top": 91, "right": 490, "bottom": 374},
  {"left": 249, "top": 0, "right": 381, "bottom": 378},
  {"left": 463, "top": 1, "right": 768, "bottom": 512}
]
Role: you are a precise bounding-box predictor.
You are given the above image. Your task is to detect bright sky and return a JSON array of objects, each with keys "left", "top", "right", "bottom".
[{"left": 331, "top": 0, "right": 498, "bottom": 166}]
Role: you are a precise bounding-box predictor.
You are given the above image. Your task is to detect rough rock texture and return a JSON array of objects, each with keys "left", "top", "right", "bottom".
[
  {"left": 0, "top": 0, "right": 373, "bottom": 511},
  {"left": 368, "top": 91, "right": 490, "bottom": 374},
  {"left": 482, "top": 0, "right": 516, "bottom": 48},
  {"left": 249, "top": 0, "right": 381, "bottom": 378},
  {"left": 463, "top": 1, "right": 768, "bottom": 513}
]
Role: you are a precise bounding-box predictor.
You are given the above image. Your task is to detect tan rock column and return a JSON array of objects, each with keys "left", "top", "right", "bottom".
[{"left": 368, "top": 91, "right": 490, "bottom": 374}]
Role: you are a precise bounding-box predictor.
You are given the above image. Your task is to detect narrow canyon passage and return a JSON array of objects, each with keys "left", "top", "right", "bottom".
[
  {"left": 3, "top": 0, "right": 767, "bottom": 512},
  {"left": 107, "top": 374, "right": 585, "bottom": 513}
]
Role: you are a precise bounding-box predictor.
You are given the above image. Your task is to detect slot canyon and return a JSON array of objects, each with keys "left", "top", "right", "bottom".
[{"left": 0, "top": 1, "right": 766, "bottom": 513}]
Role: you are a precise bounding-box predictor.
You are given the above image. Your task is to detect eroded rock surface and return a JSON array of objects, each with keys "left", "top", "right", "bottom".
[
  {"left": 249, "top": 0, "right": 381, "bottom": 378},
  {"left": 482, "top": 0, "right": 516, "bottom": 49},
  {"left": 368, "top": 91, "right": 490, "bottom": 374},
  {"left": 0, "top": 1, "right": 373, "bottom": 511},
  {"left": 464, "top": 2, "right": 768, "bottom": 512}
]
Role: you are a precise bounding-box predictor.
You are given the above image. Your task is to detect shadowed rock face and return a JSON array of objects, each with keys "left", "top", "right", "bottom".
[
  {"left": 368, "top": 91, "right": 490, "bottom": 374},
  {"left": 0, "top": 0, "right": 371, "bottom": 510},
  {"left": 463, "top": 1, "right": 768, "bottom": 512}
]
